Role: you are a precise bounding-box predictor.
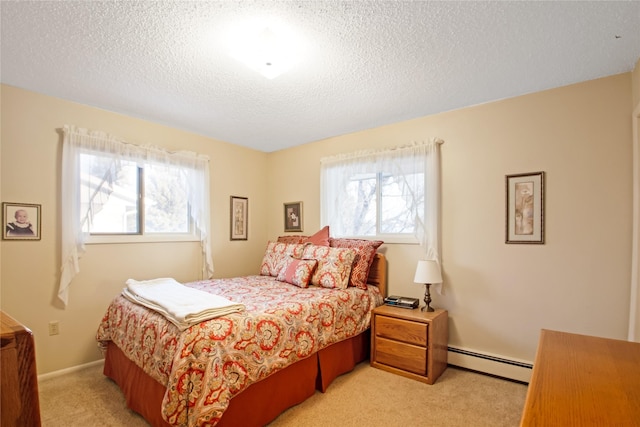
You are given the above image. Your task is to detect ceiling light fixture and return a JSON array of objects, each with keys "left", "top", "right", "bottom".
[{"left": 229, "top": 25, "right": 300, "bottom": 79}]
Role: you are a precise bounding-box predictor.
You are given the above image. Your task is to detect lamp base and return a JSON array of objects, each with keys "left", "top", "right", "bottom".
[{"left": 422, "top": 283, "right": 434, "bottom": 312}]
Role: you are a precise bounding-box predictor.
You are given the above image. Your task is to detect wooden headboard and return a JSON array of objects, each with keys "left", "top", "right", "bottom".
[{"left": 367, "top": 253, "right": 387, "bottom": 298}]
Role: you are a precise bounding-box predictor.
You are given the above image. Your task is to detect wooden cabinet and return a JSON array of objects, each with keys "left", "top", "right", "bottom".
[
  {"left": 1, "top": 311, "right": 41, "bottom": 427},
  {"left": 370, "top": 305, "right": 448, "bottom": 384},
  {"left": 520, "top": 329, "right": 640, "bottom": 426}
]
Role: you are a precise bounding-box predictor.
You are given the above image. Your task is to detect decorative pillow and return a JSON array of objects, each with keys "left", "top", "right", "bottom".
[
  {"left": 277, "top": 256, "right": 318, "bottom": 288},
  {"left": 329, "top": 238, "right": 384, "bottom": 289},
  {"left": 304, "top": 225, "right": 330, "bottom": 246},
  {"left": 277, "top": 226, "right": 330, "bottom": 246},
  {"left": 260, "top": 242, "right": 306, "bottom": 277},
  {"left": 302, "top": 244, "right": 356, "bottom": 289},
  {"left": 277, "top": 235, "right": 308, "bottom": 244}
]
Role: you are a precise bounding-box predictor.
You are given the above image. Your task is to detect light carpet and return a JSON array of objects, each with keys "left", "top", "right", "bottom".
[{"left": 38, "top": 361, "right": 528, "bottom": 426}]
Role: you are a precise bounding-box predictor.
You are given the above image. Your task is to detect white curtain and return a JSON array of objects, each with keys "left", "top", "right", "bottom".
[
  {"left": 58, "top": 125, "right": 214, "bottom": 306},
  {"left": 321, "top": 137, "right": 443, "bottom": 284}
]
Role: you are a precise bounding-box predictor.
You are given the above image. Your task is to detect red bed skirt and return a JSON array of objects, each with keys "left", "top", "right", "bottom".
[{"left": 103, "top": 331, "right": 370, "bottom": 427}]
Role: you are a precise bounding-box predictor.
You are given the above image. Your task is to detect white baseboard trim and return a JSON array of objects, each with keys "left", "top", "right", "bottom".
[
  {"left": 37, "top": 358, "right": 104, "bottom": 382},
  {"left": 38, "top": 348, "right": 533, "bottom": 384},
  {"left": 447, "top": 346, "right": 533, "bottom": 383}
]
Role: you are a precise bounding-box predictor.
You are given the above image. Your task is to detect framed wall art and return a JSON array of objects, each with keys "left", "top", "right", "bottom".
[
  {"left": 230, "top": 196, "right": 248, "bottom": 240},
  {"left": 284, "top": 201, "right": 303, "bottom": 232},
  {"left": 2, "top": 202, "right": 41, "bottom": 240},
  {"left": 505, "top": 172, "right": 545, "bottom": 244}
]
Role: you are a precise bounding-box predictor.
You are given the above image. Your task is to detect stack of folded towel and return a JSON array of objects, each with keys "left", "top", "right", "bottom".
[{"left": 122, "top": 277, "right": 245, "bottom": 330}]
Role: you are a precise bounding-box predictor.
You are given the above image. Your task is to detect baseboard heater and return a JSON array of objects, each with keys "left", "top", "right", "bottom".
[{"left": 447, "top": 346, "right": 533, "bottom": 383}]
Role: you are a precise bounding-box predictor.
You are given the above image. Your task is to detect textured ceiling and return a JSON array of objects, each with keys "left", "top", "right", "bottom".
[{"left": 1, "top": 1, "right": 639, "bottom": 152}]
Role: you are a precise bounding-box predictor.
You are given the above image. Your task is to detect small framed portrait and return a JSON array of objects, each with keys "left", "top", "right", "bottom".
[
  {"left": 505, "top": 172, "right": 545, "bottom": 244},
  {"left": 284, "top": 201, "right": 303, "bottom": 232},
  {"left": 2, "top": 202, "right": 41, "bottom": 240},
  {"left": 230, "top": 196, "right": 248, "bottom": 240}
]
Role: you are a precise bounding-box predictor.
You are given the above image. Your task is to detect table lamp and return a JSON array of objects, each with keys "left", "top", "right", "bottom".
[{"left": 413, "top": 260, "right": 442, "bottom": 312}]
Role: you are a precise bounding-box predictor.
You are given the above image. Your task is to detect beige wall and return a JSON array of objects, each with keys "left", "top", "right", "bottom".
[
  {"left": 0, "top": 69, "right": 636, "bottom": 375},
  {"left": 268, "top": 73, "right": 634, "bottom": 362},
  {"left": 0, "top": 85, "right": 270, "bottom": 373}
]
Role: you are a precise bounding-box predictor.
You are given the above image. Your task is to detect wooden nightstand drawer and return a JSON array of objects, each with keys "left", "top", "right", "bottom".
[
  {"left": 375, "top": 336, "right": 427, "bottom": 375},
  {"left": 375, "top": 315, "right": 428, "bottom": 347},
  {"left": 370, "top": 306, "right": 448, "bottom": 384}
]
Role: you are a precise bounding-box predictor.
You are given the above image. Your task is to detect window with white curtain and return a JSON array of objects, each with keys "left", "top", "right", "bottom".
[
  {"left": 58, "top": 125, "right": 214, "bottom": 306},
  {"left": 321, "top": 139, "right": 442, "bottom": 255}
]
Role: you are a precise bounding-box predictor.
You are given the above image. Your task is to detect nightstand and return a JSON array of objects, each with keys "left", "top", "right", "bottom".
[{"left": 370, "top": 305, "right": 448, "bottom": 384}]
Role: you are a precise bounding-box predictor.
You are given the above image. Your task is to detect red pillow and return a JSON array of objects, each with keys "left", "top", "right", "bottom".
[
  {"left": 304, "top": 226, "right": 330, "bottom": 246},
  {"left": 277, "top": 235, "right": 308, "bottom": 244},
  {"left": 329, "top": 238, "right": 383, "bottom": 289},
  {"left": 277, "top": 256, "right": 318, "bottom": 288},
  {"left": 277, "top": 226, "right": 330, "bottom": 246}
]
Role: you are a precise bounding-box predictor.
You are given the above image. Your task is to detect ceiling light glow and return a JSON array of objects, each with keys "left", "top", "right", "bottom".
[{"left": 229, "top": 25, "right": 301, "bottom": 79}]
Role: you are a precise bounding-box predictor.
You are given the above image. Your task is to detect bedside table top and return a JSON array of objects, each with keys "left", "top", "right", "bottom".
[{"left": 373, "top": 305, "right": 447, "bottom": 323}]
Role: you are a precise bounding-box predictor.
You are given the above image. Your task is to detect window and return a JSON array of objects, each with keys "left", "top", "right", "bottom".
[
  {"left": 79, "top": 153, "right": 190, "bottom": 235},
  {"left": 58, "top": 125, "right": 214, "bottom": 307},
  {"left": 321, "top": 139, "right": 442, "bottom": 249},
  {"left": 330, "top": 171, "right": 424, "bottom": 238}
]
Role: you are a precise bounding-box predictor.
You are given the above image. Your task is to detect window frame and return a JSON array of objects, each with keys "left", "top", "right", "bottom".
[
  {"left": 59, "top": 125, "right": 214, "bottom": 307},
  {"left": 341, "top": 171, "right": 421, "bottom": 244},
  {"left": 321, "top": 148, "right": 428, "bottom": 245},
  {"left": 80, "top": 153, "right": 198, "bottom": 244}
]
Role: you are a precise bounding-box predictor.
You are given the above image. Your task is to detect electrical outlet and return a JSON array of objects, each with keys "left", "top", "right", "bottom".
[{"left": 48, "top": 321, "right": 60, "bottom": 336}]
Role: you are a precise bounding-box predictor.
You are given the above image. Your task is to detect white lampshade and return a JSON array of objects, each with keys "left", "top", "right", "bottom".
[{"left": 413, "top": 260, "right": 442, "bottom": 284}]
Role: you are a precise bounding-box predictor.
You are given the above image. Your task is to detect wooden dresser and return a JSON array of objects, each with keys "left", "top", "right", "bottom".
[
  {"left": 520, "top": 329, "right": 640, "bottom": 426},
  {"left": 370, "top": 305, "right": 448, "bottom": 384},
  {"left": 1, "top": 311, "right": 41, "bottom": 427}
]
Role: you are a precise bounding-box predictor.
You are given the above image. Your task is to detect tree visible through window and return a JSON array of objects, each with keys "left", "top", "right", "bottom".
[
  {"left": 80, "top": 154, "right": 190, "bottom": 234},
  {"left": 337, "top": 172, "right": 424, "bottom": 237},
  {"left": 321, "top": 143, "right": 433, "bottom": 241},
  {"left": 59, "top": 125, "right": 214, "bottom": 307}
]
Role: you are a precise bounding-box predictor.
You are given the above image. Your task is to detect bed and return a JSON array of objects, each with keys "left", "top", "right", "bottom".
[{"left": 96, "top": 236, "right": 386, "bottom": 427}]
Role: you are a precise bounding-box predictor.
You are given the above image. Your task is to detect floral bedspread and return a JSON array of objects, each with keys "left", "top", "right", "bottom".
[{"left": 96, "top": 275, "right": 383, "bottom": 426}]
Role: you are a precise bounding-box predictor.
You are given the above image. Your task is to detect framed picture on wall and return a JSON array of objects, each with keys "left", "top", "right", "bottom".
[
  {"left": 505, "top": 171, "right": 545, "bottom": 244},
  {"left": 284, "top": 201, "right": 303, "bottom": 232},
  {"left": 230, "top": 196, "right": 248, "bottom": 240},
  {"left": 2, "top": 202, "right": 41, "bottom": 240}
]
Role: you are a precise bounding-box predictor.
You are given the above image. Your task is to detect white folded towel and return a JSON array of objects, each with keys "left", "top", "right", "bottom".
[{"left": 122, "top": 277, "right": 245, "bottom": 330}]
